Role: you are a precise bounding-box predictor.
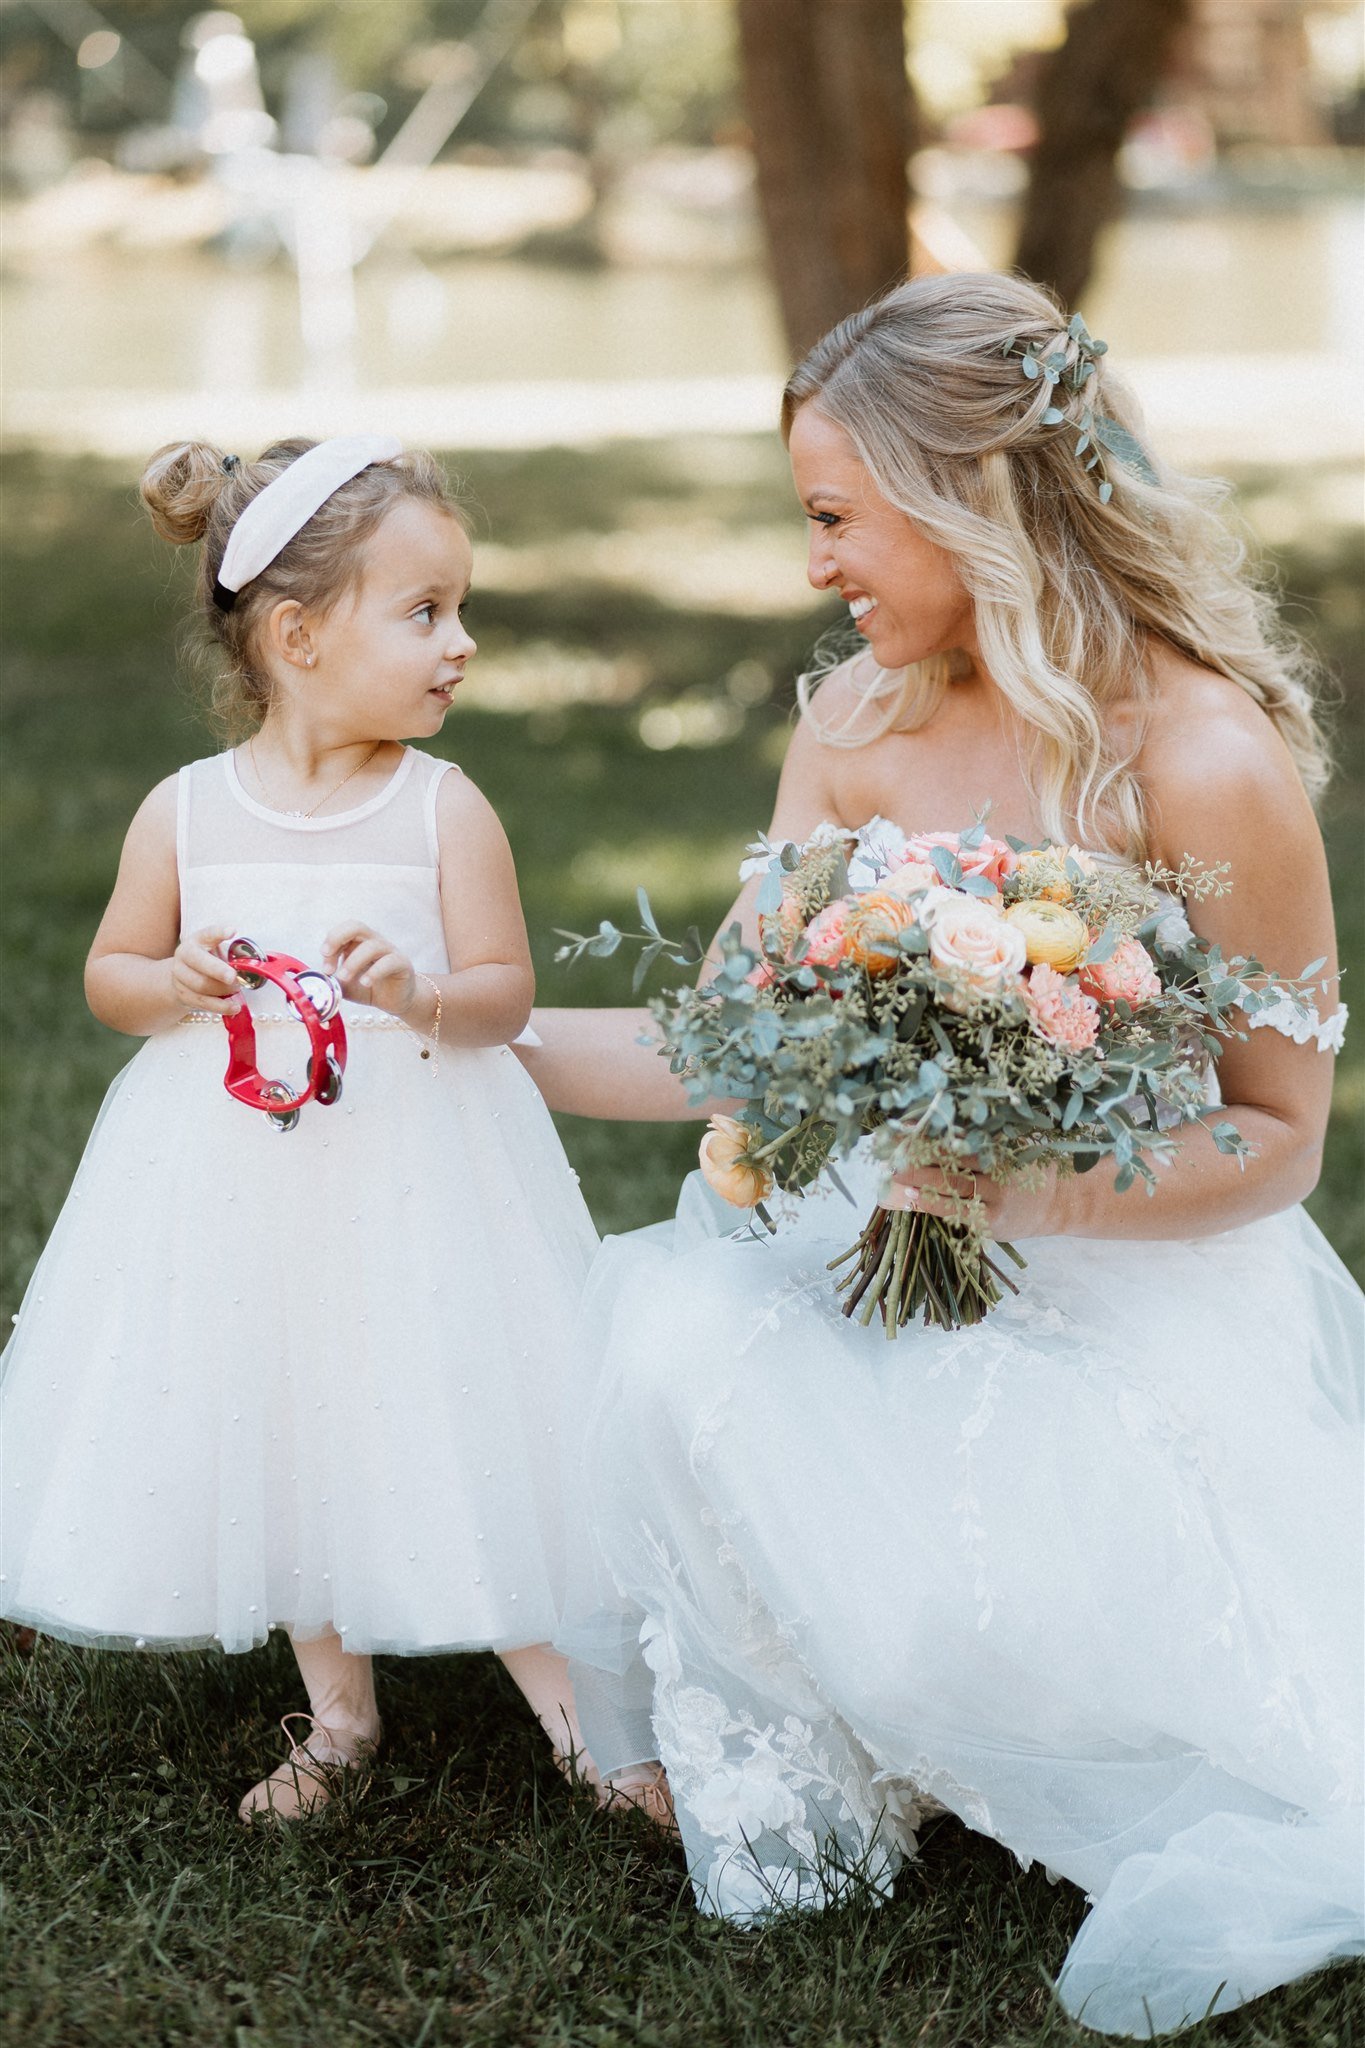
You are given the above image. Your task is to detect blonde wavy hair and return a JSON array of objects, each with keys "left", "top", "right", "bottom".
[
  {"left": 140, "top": 438, "right": 462, "bottom": 738},
  {"left": 783, "top": 272, "right": 1329, "bottom": 858}
]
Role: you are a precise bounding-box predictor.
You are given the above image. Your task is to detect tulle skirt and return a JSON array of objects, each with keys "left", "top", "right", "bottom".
[
  {"left": 1, "top": 1018, "right": 598, "bottom": 1655},
  {"left": 560, "top": 1156, "right": 1365, "bottom": 2037}
]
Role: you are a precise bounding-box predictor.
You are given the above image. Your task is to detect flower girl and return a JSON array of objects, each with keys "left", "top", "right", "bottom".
[{"left": 0, "top": 433, "right": 628, "bottom": 1821}]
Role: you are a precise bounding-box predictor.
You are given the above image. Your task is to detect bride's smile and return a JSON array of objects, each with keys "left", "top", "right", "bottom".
[{"left": 789, "top": 403, "right": 978, "bottom": 673}]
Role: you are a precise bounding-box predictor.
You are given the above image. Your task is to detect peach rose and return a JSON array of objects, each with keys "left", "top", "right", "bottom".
[
  {"left": 904, "top": 830, "right": 1017, "bottom": 889},
  {"left": 1079, "top": 936, "right": 1162, "bottom": 1009},
  {"left": 846, "top": 891, "right": 919, "bottom": 975},
  {"left": 1002, "top": 898, "right": 1090, "bottom": 973},
  {"left": 1024, "top": 963, "right": 1100, "bottom": 1051},
  {"left": 746, "top": 959, "right": 778, "bottom": 990},
  {"left": 881, "top": 858, "right": 939, "bottom": 901},
  {"left": 927, "top": 898, "right": 1027, "bottom": 1007},
  {"left": 801, "top": 899, "right": 852, "bottom": 967},
  {"left": 698, "top": 1114, "right": 774, "bottom": 1208}
]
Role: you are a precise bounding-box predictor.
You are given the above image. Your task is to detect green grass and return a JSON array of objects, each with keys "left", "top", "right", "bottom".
[{"left": 2, "top": 446, "right": 1362, "bottom": 2047}]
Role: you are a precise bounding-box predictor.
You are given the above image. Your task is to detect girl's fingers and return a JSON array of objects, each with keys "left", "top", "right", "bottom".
[
  {"left": 359, "top": 951, "right": 408, "bottom": 990},
  {"left": 172, "top": 975, "right": 241, "bottom": 1014},
  {"left": 336, "top": 941, "right": 388, "bottom": 987},
  {"left": 322, "top": 923, "right": 376, "bottom": 968},
  {"left": 182, "top": 943, "right": 242, "bottom": 991}
]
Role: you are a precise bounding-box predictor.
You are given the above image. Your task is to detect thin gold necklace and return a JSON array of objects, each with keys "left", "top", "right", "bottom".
[{"left": 249, "top": 737, "right": 383, "bottom": 820}]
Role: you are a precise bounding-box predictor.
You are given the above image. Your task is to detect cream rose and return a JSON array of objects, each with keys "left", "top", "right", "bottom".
[
  {"left": 927, "top": 898, "right": 1027, "bottom": 1007},
  {"left": 698, "top": 1114, "right": 774, "bottom": 1208},
  {"left": 881, "top": 859, "right": 939, "bottom": 901}
]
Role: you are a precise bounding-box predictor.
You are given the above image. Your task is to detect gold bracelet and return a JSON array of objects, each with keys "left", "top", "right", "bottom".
[{"left": 414, "top": 972, "right": 442, "bottom": 1075}]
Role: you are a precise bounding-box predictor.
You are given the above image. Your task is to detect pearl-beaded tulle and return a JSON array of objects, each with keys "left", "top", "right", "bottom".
[{"left": 0, "top": 748, "right": 598, "bottom": 1655}]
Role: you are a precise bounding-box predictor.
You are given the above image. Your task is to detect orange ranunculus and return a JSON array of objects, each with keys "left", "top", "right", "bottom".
[
  {"left": 1002, "top": 898, "right": 1089, "bottom": 973},
  {"left": 698, "top": 1114, "right": 775, "bottom": 1208},
  {"left": 846, "top": 891, "right": 919, "bottom": 975}
]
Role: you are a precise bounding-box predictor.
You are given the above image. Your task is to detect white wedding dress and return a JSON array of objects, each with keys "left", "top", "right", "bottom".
[{"left": 562, "top": 1060, "right": 1364, "bottom": 2033}]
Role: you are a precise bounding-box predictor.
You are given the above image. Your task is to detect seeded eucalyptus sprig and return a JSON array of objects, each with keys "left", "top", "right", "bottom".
[{"left": 1004, "top": 311, "right": 1158, "bottom": 505}]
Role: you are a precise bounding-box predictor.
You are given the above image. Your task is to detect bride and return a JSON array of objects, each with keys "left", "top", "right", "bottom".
[{"left": 521, "top": 274, "right": 1364, "bottom": 2036}]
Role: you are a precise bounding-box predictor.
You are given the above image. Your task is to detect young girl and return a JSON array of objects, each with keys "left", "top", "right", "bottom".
[{"left": 0, "top": 432, "right": 655, "bottom": 1823}]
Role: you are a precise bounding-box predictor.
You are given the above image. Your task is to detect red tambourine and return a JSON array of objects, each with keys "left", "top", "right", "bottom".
[{"left": 221, "top": 937, "right": 347, "bottom": 1133}]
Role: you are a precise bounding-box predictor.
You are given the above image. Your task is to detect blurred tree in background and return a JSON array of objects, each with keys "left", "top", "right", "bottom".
[
  {"left": 1017, "top": 0, "right": 1191, "bottom": 305},
  {"left": 735, "top": 0, "right": 913, "bottom": 356}
]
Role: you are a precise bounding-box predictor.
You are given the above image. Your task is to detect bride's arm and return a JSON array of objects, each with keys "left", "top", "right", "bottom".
[
  {"left": 517, "top": 710, "right": 846, "bottom": 1119},
  {"left": 910, "top": 683, "right": 1342, "bottom": 1240}
]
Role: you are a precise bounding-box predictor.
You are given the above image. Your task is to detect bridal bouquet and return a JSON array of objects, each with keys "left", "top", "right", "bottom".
[{"left": 558, "top": 821, "right": 1332, "bottom": 1335}]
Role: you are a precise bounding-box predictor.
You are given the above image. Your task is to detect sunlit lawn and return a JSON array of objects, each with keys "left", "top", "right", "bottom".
[{"left": 1, "top": 444, "right": 1361, "bottom": 2046}]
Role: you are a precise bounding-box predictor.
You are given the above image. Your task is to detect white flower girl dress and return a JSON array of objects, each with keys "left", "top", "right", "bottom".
[
  {"left": 1, "top": 747, "right": 599, "bottom": 1659},
  {"left": 561, "top": 857, "right": 1364, "bottom": 2035}
]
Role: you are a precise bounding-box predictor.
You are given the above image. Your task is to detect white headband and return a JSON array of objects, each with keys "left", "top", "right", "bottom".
[{"left": 213, "top": 433, "right": 403, "bottom": 608}]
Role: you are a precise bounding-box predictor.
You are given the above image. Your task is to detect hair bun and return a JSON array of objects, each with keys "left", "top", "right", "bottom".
[{"left": 139, "top": 440, "right": 234, "bottom": 545}]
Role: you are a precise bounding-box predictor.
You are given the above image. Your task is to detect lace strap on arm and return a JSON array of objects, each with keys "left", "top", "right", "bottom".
[{"left": 1245, "top": 995, "right": 1348, "bottom": 1054}]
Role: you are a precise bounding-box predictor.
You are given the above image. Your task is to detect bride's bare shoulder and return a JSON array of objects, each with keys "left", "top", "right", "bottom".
[{"left": 1136, "top": 641, "right": 1313, "bottom": 857}]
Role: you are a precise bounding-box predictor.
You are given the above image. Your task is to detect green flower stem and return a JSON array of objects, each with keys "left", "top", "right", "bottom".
[
  {"left": 883, "top": 1208, "right": 913, "bottom": 1337},
  {"left": 858, "top": 1213, "right": 902, "bottom": 1326},
  {"left": 832, "top": 1204, "right": 1027, "bottom": 1337},
  {"left": 751, "top": 1110, "right": 823, "bottom": 1167}
]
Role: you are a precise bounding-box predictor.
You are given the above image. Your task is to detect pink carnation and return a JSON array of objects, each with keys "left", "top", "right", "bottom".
[
  {"left": 1025, "top": 963, "right": 1101, "bottom": 1051},
  {"left": 746, "top": 960, "right": 777, "bottom": 990},
  {"left": 1079, "top": 937, "right": 1162, "bottom": 1009},
  {"left": 903, "top": 830, "right": 1018, "bottom": 890},
  {"left": 802, "top": 900, "right": 852, "bottom": 967}
]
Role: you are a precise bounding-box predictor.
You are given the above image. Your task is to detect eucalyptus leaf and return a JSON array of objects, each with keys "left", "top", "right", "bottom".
[
  {"left": 755, "top": 868, "right": 783, "bottom": 917},
  {"left": 1092, "top": 414, "right": 1159, "bottom": 484}
]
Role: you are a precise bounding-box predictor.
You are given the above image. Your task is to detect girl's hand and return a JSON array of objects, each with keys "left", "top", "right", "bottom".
[
  {"left": 171, "top": 926, "right": 243, "bottom": 1015},
  {"left": 886, "top": 1163, "right": 1066, "bottom": 1241},
  {"left": 323, "top": 923, "right": 419, "bottom": 1021}
]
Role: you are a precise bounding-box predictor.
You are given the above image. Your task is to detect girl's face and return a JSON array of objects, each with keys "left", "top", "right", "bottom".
[
  {"left": 788, "top": 403, "right": 976, "bottom": 670},
  {"left": 293, "top": 498, "right": 476, "bottom": 740}
]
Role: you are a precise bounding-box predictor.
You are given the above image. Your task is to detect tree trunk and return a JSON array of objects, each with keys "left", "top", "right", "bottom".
[
  {"left": 1015, "top": 0, "right": 1190, "bottom": 310},
  {"left": 737, "top": 0, "right": 914, "bottom": 361}
]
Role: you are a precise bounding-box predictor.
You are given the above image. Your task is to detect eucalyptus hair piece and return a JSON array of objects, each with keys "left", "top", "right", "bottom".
[{"left": 1005, "top": 312, "right": 1158, "bottom": 503}]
